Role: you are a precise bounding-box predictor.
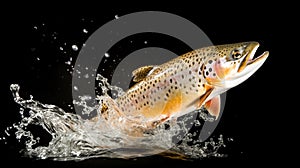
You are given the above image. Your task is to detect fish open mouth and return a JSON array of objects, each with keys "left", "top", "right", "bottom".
[
  {"left": 238, "top": 42, "right": 269, "bottom": 72},
  {"left": 247, "top": 51, "right": 269, "bottom": 65}
]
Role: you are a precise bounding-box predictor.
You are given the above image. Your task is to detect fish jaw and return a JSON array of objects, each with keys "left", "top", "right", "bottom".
[
  {"left": 226, "top": 49, "right": 269, "bottom": 88},
  {"left": 231, "top": 51, "right": 269, "bottom": 86}
]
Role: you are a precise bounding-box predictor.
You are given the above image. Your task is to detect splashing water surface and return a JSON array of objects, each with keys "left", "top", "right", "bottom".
[{"left": 3, "top": 75, "right": 227, "bottom": 161}]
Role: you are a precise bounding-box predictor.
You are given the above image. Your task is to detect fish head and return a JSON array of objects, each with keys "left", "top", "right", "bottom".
[{"left": 203, "top": 42, "right": 269, "bottom": 89}]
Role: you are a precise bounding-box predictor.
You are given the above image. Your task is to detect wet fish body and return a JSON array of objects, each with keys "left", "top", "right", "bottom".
[{"left": 99, "top": 42, "right": 269, "bottom": 135}]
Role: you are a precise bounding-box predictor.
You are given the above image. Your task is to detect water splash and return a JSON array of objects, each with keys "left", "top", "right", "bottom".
[{"left": 2, "top": 81, "right": 227, "bottom": 161}]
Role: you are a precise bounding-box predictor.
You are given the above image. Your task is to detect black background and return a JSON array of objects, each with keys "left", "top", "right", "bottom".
[{"left": 0, "top": 2, "right": 289, "bottom": 168}]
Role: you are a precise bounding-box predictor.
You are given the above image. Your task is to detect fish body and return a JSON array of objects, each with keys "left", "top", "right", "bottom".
[{"left": 98, "top": 42, "right": 269, "bottom": 135}]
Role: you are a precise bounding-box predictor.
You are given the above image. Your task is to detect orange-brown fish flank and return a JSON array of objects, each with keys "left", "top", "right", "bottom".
[{"left": 161, "top": 91, "right": 182, "bottom": 117}]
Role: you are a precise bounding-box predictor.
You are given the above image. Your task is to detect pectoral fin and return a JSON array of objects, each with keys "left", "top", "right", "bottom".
[
  {"left": 204, "top": 95, "right": 221, "bottom": 119},
  {"left": 196, "top": 85, "right": 213, "bottom": 107}
]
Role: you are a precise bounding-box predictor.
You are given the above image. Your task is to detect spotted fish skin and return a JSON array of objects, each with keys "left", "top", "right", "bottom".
[{"left": 99, "top": 42, "right": 269, "bottom": 135}]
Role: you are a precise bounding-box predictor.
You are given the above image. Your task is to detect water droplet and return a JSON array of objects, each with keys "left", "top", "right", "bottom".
[
  {"left": 59, "top": 47, "right": 64, "bottom": 51},
  {"left": 84, "top": 74, "right": 89, "bottom": 78},
  {"left": 33, "top": 26, "right": 38, "bottom": 30},
  {"left": 36, "top": 57, "right": 40, "bottom": 61},
  {"left": 5, "top": 130, "right": 10, "bottom": 136},
  {"left": 72, "top": 45, "right": 78, "bottom": 51},
  {"left": 104, "top": 53, "right": 109, "bottom": 58},
  {"left": 115, "top": 15, "right": 119, "bottom": 19},
  {"left": 83, "top": 29, "right": 88, "bottom": 33},
  {"left": 228, "top": 138, "right": 234, "bottom": 141},
  {"left": 194, "top": 120, "right": 201, "bottom": 126},
  {"left": 74, "top": 86, "right": 78, "bottom": 91},
  {"left": 144, "top": 41, "right": 147, "bottom": 44}
]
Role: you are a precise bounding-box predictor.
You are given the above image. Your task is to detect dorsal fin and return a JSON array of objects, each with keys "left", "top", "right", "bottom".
[{"left": 132, "top": 65, "right": 159, "bottom": 82}]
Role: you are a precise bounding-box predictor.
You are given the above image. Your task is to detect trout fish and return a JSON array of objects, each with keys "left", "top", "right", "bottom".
[{"left": 97, "top": 41, "right": 269, "bottom": 136}]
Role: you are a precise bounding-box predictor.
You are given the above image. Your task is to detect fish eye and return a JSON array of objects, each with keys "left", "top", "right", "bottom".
[{"left": 231, "top": 49, "right": 243, "bottom": 60}]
